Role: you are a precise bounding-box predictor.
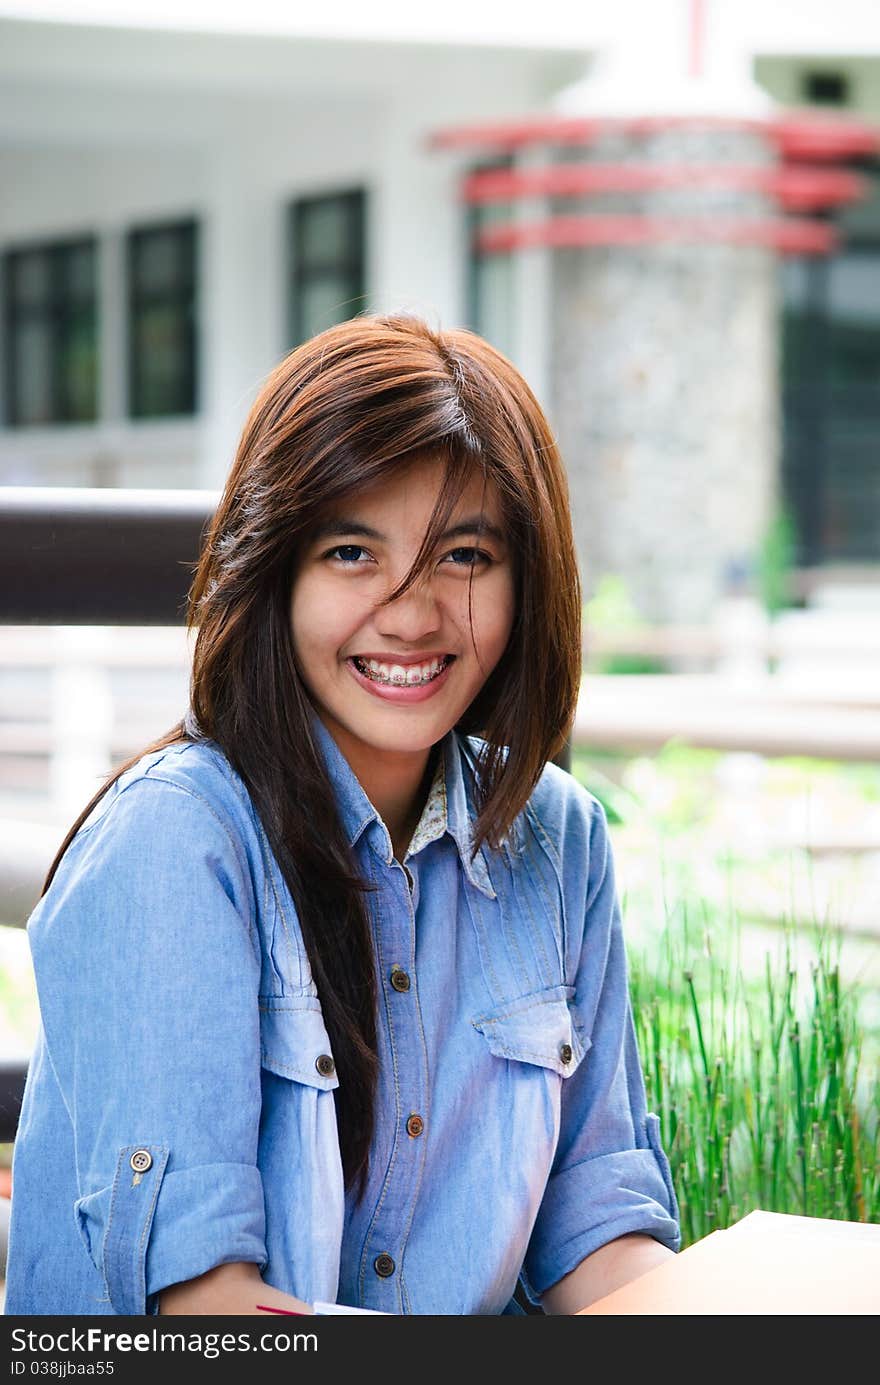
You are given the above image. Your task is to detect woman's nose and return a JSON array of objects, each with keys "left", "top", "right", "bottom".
[{"left": 373, "top": 576, "right": 442, "bottom": 640}]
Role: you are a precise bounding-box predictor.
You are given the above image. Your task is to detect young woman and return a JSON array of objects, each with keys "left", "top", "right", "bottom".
[{"left": 5, "top": 314, "right": 679, "bottom": 1316}]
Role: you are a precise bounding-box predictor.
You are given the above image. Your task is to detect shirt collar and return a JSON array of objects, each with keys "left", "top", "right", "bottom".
[
  {"left": 308, "top": 707, "right": 496, "bottom": 899},
  {"left": 405, "top": 751, "right": 447, "bottom": 859}
]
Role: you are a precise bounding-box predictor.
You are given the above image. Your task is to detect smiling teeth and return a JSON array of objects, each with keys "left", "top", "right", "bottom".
[{"left": 354, "top": 656, "right": 450, "bottom": 685}]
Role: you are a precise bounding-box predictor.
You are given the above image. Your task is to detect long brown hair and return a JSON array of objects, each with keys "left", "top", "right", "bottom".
[{"left": 42, "top": 312, "right": 582, "bottom": 1200}]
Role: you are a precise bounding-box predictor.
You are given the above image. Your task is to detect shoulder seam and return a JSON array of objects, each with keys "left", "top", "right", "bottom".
[
  {"left": 140, "top": 769, "right": 249, "bottom": 857},
  {"left": 78, "top": 770, "right": 251, "bottom": 886}
]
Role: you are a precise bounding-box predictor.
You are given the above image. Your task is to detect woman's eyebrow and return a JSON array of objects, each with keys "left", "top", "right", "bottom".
[{"left": 311, "top": 515, "right": 506, "bottom": 544}]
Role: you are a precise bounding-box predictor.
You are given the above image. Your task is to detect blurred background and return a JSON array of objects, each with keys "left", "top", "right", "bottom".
[{"left": 0, "top": 0, "right": 879, "bottom": 1278}]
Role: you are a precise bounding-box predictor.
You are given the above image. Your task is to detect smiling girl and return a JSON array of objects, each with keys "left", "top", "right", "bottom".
[{"left": 5, "top": 314, "right": 679, "bottom": 1317}]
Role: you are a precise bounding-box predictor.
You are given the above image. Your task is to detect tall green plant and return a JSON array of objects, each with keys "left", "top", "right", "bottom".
[{"left": 630, "top": 918, "right": 879, "bottom": 1247}]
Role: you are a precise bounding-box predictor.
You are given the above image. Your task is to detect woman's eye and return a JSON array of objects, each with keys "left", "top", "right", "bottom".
[
  {"left": 327, "top": 545, "right": 369, "bottom": 564},
  {"left": 445, "top": 547, "right": 491, "bottom": 567}
]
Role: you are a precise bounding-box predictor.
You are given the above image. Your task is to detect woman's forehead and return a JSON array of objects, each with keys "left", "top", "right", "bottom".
[{"left": 316, "top": 456, "right": 503, "bottom": 523}]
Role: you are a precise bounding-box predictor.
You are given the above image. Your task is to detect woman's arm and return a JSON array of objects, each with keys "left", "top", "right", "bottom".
[
  {"left": 159, "top": 1262, "right": 315, "bottom": 1315},
  {"left": 541, "top": 1233, "right": 674, "bottom": 1314},
  {"left": 520, "top": 794, "right": 680, "bottom": 1304},
  {"left": 27, "top": 779, "right": 271, "bottom": 1315}
]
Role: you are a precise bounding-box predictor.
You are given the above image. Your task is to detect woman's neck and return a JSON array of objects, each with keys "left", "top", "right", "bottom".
[
  {"left": 324, "top": 725, "right": 441, "bottom": 862},
  {"left": 385, "top": 742, "right": 441, "bottom": 862}
]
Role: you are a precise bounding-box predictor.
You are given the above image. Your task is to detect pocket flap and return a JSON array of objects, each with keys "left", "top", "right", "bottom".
[
  {"left": 259, "top": 1000, "right": 339, "bottom": 1091},
  {"left": 472, "top": 987, "right": 589, "bottom": 1077}
]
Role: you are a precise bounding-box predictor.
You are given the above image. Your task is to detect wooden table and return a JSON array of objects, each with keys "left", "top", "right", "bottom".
[{"left": 578, "top": 1211, "right": 880, "bottom": 1315}]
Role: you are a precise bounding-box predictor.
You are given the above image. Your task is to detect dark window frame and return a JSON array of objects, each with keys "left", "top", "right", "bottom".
[
  {"left": 803, "top": 69, "right": 850, "bottom": 107},
  {"left": 126, "top": 217, "right": 198, "bottom": 420},
  {"left": 287, "top": 188, "right": 367, "bottom": 349},
  {"left": 2, "top": 235, "right": 98, "bottom": 428}
]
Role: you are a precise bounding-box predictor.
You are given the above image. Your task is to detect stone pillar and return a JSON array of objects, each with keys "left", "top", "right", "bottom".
[{"left": 550, "top": 124, "right": 780, "bottom": 625}]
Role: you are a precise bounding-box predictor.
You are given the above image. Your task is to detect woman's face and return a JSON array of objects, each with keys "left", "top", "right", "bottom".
[{"left": 290, "top": 454, "right": 515, "bottom": 773}]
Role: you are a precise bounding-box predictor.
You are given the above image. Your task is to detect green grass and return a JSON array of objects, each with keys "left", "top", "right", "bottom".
[
  {"left": 571, "top": 743, "right": 880, "bottom": 1244},
  {"left": 630, "top": 916, "right": 880, "bottom": 1247}
]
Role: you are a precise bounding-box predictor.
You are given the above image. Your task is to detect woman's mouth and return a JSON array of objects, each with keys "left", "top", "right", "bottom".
[
  {"left": 351, "top": 655, "right": 453, "bottom": 686},
  {"left": 346, "top": 654, "right": 456, "bottom": 702}
]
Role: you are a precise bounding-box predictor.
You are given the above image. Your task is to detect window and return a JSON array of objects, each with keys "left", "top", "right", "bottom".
[
  {"left": 781, "top": 166, "right": 880, "bottom": 564},
  {"left": 127, "top": 219, "right": 198, "bottom": 418},
  {"left": 465, "top": 156, "right": 515, "bottom": 357},
  {"left": 803, "top": 70, "right": 849, "bottom": 107},
  {"left": 288, "top": 190, "right": 367, "bottom": 348},
  {"left": 2, "top": 237, "right": 98, "bottom": 426}
]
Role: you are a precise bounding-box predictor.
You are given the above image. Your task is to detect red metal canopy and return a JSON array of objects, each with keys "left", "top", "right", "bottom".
[
  {"left": 461, "top": 164, "right": 867, "bottom": 214},
  {"left": 428, "top": 111, "right": 880, "bottom": 160},
  {"left": 476, "top": 214, "right": 836, "bottom": 255},
  {"left": 429, "top": 110, "right": 878, "bottom": 256}
]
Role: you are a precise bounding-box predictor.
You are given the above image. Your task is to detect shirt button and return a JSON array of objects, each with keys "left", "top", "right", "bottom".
[
  {"left": 390, "top": 967, "right": 411, "bottom": 993},
  {"left": 129, "top": 1149, "right": 152, "bottom": 1174},
  {"left": 406, "top": 1114, "right": 425, "bottom": 1138},
  {"left": 315, "top": 1054, "right": 336, "bottom": 1077},
  {"left": 559, "top": 1043, "right": 573, "bottom": 1065},
  {"left": 374, "top": 1253, "right": 396, "bottom": 1278}
]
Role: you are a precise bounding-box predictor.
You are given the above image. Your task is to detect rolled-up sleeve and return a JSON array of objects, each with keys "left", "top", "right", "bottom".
[
  {"left": 522, "top": 798, "right": 680, "bottom": 1301},
  {"left": 28, "top": 775, "right": 267, "bottom": 1314}
]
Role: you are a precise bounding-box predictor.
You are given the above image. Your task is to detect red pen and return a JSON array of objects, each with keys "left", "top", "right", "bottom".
[{"left": 256, "top": 1304, "right": 306, "bottom": 1316}]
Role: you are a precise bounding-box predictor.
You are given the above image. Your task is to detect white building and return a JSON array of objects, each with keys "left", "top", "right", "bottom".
[{"left": 1, "top": 1, "right": 878, "bottom": 617}]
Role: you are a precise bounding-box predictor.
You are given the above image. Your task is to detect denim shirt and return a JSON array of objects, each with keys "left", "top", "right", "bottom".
[{"left": 5, "top": 712, "right": 679, "bottom": 1316}]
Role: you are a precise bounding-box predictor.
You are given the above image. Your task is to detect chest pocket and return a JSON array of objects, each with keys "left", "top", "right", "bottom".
[
  {"left": 471, "top": 986, "right": 590, "bottom": 1078},
  {"left": 259, "top": 1001, "right": 340, "bottom": 1092},
  {"left": 463, "top": 817, "right": 574, "bottom": 1016}
]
